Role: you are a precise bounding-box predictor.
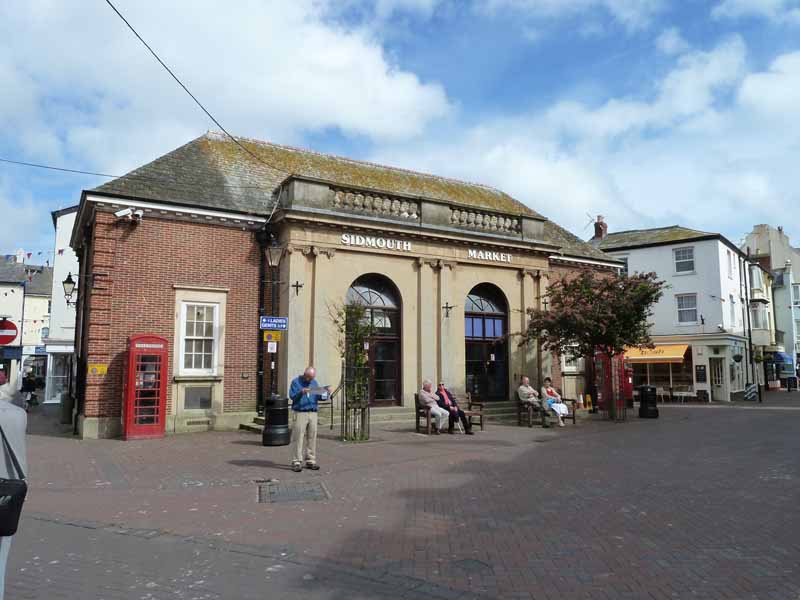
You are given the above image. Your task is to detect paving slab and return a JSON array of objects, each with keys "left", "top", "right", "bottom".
[{"left": 8, "top": 403, "right": 800, "bottom": 598}]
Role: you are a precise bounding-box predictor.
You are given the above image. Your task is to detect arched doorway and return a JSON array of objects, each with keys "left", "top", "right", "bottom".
[
  {"left": 347, "top": 274, "right": 402, "bottom": 406},
  {"left": 465, "top": 283, "right": 509, "bottom": 402}
]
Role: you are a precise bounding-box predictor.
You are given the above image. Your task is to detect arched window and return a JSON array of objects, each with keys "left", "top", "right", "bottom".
[
  {"left": 347, "top": 274, "right": 400, "bottom": 334},
  {"left": 465, "top": 283, "right": 507, "bottom": 340}
]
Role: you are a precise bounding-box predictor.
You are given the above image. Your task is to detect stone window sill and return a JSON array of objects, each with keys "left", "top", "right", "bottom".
[{"left": 173, "top": 375, "right": 223, "bottom": 383}]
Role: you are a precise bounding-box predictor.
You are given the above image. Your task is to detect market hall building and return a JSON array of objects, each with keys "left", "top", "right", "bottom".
[{"left": 69, "top": 132, "right": 619, "bottom": 439}]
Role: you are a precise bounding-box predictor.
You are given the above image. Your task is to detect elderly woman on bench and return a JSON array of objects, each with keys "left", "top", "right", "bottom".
[{"left": 540, "top": 377, "right": 569, "bottom": 427}]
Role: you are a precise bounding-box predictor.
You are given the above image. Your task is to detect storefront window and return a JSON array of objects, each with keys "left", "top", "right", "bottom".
[
  {"left": 651, "top": 363, "right": 671, "bottom": 389},
  {"left": 46, "top": 353, "right": 72, "bottom": 404},
  {"left": 632, "top": 363, "right": 648, "bottom": 386}
]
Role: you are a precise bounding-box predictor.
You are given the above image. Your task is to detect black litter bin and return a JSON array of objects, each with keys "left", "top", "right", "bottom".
[
  {"left": 262, "top": 394, "right": 291, "bottom": 446},
  {"left": 638, "top": 385, "right": 659, "bottom": 419},
  {"left": 787, "top": 376, "right": 798, "bottom": 391}
]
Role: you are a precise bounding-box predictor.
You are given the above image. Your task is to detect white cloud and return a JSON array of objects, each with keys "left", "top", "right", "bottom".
[
  {"left": 480, "top": 0, "right": 665, "bottom": 30},
  {"left": 0, "top": 0, "right": 452, "bottom": 175},
  {"left": 711, "top": 0, "right": 800, "bottom": 23},
  {"left": 739, "top": 51, "right": 800, "bottom": 115},
  {"left": 369, "top": 37, "right": 800, "bottom": 244},
  {"left": 656, "top": 27, "right": 690, "bottom": 55}
]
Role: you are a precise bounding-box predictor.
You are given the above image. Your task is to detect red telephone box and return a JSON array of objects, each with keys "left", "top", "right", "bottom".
[{"left": 123, "top": 334, "right": 168, "bottom": 440}]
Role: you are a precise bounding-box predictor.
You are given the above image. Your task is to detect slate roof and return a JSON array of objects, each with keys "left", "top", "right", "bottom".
[
  {"left": 0, "top": 264, "right": 53, "bottom": 296},
  {"left": 543, "top": 221, "right": 619, "bottom": 262},
  {"left": 88, "top": 132, "right": 614, "bottom": 262},
  {"left": 92, "top": 131, "right": 541, "bottom": 218},
  {"left": 596, "top": 225, "right": 718, "bottom": 251}
]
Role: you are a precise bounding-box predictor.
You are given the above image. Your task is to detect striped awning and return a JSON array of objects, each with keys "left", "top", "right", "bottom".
[{"left": 624, "top": 344, "right": 689, "bottom": 364}]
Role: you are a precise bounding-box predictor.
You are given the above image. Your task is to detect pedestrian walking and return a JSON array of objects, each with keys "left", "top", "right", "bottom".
[
  {"left": 289, "top": 366, "right": 331, "bottom": 472},
  {"left": 0, "top": 380, "right": 28, "bottom": 600}
]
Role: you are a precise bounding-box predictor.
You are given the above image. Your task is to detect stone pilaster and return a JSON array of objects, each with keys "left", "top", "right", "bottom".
[
  {"left": 282, "top": 244, "right": 312, "bottom": 392},
  {"left": 417, "top": 258, "right": 438, "bottom": 386},
  {"left": 438, "top": 261, "right": 458, "bottom": 388}
]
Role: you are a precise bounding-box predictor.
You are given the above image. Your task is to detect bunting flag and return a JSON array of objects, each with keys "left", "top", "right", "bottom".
[
  {"left": 57, "top": 249, "right": 64, "bottom": 255},
  {"left": 26, "top": 252, "right": 32, "bottom": 259},
  {"left": 37, "top": 251, "right": 42, "bottom": 255}
]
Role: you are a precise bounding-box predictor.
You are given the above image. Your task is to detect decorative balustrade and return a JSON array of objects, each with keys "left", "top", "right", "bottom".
[
  {"left": 450, "top": 207, "right": 520, "bottom": 235},
  {"left": 332, "top": 188, "right": 419, "bottom": 221}
]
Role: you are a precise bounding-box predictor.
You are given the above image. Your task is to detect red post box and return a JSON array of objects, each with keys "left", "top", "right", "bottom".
[{"left": 123, "top": 334, "right": 168, "bottom": 440}]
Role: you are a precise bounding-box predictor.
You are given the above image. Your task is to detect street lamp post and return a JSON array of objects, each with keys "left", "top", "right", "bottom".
[{"left": 62, "top": 272, "right": 77, "bottom": 306}]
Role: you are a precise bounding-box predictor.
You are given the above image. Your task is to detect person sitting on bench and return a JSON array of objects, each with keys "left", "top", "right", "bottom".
[
  {"left": 540, "top": 377, "right": 569, "bottom": 427},
  {"left": 436, "top": 382, "right": 474, "bottom": 435},
  {"left": 419, "top": 379, "right": 448, "bottom": 434},
  {"left": 517, "top": 376, "right": 540, "bottom": 407}
]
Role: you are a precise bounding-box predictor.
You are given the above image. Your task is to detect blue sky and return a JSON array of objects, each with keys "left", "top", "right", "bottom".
[{"left": 2, "top": 0, "right": 800, "bottom": 261}]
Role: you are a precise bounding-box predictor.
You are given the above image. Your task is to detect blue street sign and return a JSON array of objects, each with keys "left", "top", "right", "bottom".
[{"left": 260, "top": 316, "right": 288, "bottom": 330}]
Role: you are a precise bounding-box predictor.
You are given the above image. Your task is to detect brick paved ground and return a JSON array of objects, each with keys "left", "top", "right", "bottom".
[{"left": 8, "top": 396, "right": 800, "bottom": 599}]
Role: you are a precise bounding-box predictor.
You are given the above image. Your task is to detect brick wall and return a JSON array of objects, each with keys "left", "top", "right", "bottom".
[{"left": 82, "top": 211, "right": 266, "bottom": 419}]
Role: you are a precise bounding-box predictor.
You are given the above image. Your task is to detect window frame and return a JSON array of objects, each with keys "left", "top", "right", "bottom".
[
  {"left": 729, "top": 294, "right": 736, "bottom": 327},
  {"left": 727, "top": 250, "right": 734, "bottom": 279},
  {"left": 179, "top": 301, "right": 220, "bottom": 376},
  {"left": 749, "top": 265, "right": 763, "bottom": 291},
  {"left": 673, "top": 246, "right": 695, "bottom": 275},
  {"left": 750, "top": 304, "right": 767, "bottom": 330},
  {"left": 792, "top": 283, "right": 800, "bottom": 307},
  {"left": 676, "top": 293, "right": 698, "bottom": 325}
]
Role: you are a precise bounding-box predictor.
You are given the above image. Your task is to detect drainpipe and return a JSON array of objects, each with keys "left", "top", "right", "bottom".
[
  {"left": 256, "top": 228, "right": 269, "bottom": 416},
  {"left": 744, "top": 249, "right": 761, "bottom": 402},
  {"left": 739, "top": 253, "right": 750, "bottom": 387}
]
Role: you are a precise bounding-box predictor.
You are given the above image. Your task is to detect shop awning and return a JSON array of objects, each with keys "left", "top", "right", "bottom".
[
  {"left": 770, "top": 352, "right": 794, "bottom": 364},
  {"left": 624, "top": 344, "right": 689, "bottom": 364}
]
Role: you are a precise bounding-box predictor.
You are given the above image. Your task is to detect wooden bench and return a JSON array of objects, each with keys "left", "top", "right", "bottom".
[
  {"left": 518, "top": 395, "right": 576, "bottom": 427},
  {"left": 463, "top": 393, "right": 485, "bottom": 431},
  {"left": 414, "top": 394, "right": 436, "bottom": 434},
  {"left": 414, "top": 393, "right": 485, "bottom": 434}
]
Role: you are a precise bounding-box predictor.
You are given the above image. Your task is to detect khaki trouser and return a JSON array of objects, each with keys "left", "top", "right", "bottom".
[{"left": 291, "top": 411, "right": 318, "bottom": 466}]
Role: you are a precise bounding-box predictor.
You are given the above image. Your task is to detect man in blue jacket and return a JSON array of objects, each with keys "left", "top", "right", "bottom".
[{"left": 289, "top": 366, "right": 331, "bottom": 472}]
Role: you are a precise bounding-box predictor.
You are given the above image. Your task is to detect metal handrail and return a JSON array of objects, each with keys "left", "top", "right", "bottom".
[{"left": 327, "top": 380, "right": 344, "bottom": 430}]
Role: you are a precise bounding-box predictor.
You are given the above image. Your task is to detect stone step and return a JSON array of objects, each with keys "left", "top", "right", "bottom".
[{"left": 243, "top": 406, "right": 417, "bottom": 434}]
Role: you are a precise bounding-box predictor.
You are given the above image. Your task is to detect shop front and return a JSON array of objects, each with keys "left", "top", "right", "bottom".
[{"left": 626, "top": 344, "right": 694, "bottom": 401}]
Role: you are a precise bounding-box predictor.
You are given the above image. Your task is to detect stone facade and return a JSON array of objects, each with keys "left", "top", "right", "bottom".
[{"left": 70, "top": 134, "right": 620, "bottom": 438}]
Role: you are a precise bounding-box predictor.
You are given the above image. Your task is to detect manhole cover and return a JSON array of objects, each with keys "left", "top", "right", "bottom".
[{"left": 257, "top": 480, "right": 330, "bottom": 504}]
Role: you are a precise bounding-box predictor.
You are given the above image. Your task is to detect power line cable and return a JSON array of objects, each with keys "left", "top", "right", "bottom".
[
  {"left": 0, "top": 156, "right": 275, "bottom": 194},
  {"left": 102, "top": 0, "right": 290, "bottom": 187}
]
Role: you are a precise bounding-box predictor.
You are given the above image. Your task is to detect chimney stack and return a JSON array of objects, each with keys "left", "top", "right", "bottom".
[{"left": 592, "top": 215, "right": 608, "bottom": 240}]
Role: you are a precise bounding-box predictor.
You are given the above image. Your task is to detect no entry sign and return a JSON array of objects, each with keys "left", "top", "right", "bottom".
[{"left": 0, "top": 319, "right": 19, "bottom": 345}]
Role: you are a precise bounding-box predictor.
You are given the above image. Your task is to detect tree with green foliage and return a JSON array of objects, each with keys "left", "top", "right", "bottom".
[
  {"left": 522, "top": 269, "right": 665, "bottom": 418},
  {"left": 329, "top": 301, "right": 374, "bottom": 408}
]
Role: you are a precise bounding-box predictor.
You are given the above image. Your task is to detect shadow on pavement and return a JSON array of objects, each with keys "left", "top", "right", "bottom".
[
  {"left": 229, "top": 458, "right": 294, "bottom": 470},
  {"left": 301, "top": 409, "right": 800, "bottom": 599}
]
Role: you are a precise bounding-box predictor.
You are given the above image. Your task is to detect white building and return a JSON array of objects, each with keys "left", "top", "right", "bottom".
[
  {"left": 742, "top": 224, "right": 800, "bottom": 388},
  {"left": 0, "top": 262, "right": 53, "bottom": 389},
  {"left": 43, "top": 206, "right": 80, "bottom": 405},
  {"left": 593, "top": 220, "right": 757, "bottom": 402}
]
